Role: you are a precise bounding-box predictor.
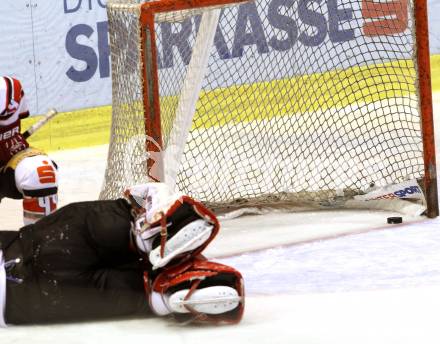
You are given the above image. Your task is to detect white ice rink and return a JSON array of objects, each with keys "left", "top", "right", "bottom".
[{"left": 1, "top": 96, "right": 440, "bottom": 343}]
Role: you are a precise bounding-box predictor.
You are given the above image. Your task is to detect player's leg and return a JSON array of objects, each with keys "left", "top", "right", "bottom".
[
  {"left": 13, "top": 154, "right": 58, "bottom": 225},
  {"left": 0, "top": 149, "right": 58, "bottom": 225},
  {"left": 147, "top": 255, "right": 245, "bottom": 324}
]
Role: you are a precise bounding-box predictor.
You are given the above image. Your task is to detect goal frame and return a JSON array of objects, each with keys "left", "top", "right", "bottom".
[{"left": 127, "top": 0, "right": 438, "bottom": 217}]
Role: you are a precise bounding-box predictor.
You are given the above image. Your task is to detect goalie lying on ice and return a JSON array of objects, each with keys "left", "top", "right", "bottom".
[{"left": 0, "top": 183, "right": 244, "bottom": 326}]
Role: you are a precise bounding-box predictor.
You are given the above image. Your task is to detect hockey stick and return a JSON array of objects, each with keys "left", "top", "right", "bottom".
[{"left": 22, "top": 108, "right": 58, "bottom": 139}]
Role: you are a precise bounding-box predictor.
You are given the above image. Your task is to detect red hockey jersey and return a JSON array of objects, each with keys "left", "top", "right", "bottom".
[{"left": 0, "top": 77, "right": 30, "bottom": 167}]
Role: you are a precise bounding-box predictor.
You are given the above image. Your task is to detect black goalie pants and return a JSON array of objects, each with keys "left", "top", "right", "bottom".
[{"left": 0, "top": 199, "right": 150, "bottom": 324}]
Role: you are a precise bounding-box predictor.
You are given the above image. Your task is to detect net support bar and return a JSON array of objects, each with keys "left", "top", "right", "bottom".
[{"left": 164, "top": 8, "right": 222, "bottom": 190}]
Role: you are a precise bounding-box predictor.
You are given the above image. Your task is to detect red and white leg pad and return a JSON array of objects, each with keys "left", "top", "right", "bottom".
[
  {"left": 147, "top": 218, "right": 215, "bottom": 269},
  {"left": 147, "top": 256, "right": 245, "bottom": 324},
  {"left": 127, "top": 183, "right": 219, "bottom": 270}
]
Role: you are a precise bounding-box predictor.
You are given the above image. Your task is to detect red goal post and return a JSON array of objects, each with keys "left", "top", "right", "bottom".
[
  {"left": 101, "top": 0, "right": 438, "bottom": 218},
  {"left": 414, "top": 0, "right": 438, "bottom": 218}
]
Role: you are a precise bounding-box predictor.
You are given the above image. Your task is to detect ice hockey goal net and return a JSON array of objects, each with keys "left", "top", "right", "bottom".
[{"left": 101, "top": 0, "right": 438, "bottom": 217}]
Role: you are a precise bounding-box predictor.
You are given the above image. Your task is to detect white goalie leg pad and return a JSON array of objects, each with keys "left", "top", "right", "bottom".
[
  {"left": 149, "top": 219, "right": 213, "bottom": 270},
  {"left": 150, "top": 286, "right": 240, "bottom": 316},
  {"left": 129, "top": 188, "right": 220, "bottom": 269},
  {"left": 150, "top": 291, "right": 172, "bottom": 316},
  {"left": 169, "top": 286, "right": 240, "bottom": 315}
]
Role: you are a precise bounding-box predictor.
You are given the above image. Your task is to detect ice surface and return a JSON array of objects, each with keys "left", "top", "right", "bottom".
[{"left": 1, "top": 96, "right": 440, "bottom": 343}]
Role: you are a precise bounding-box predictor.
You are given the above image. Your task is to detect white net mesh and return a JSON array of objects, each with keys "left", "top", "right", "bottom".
[
  {"left": 101, "top": 0, "right": 427, "bottom": 212},
  {"left": 101, "top": 1, "right": 147, "bottom": 190}
]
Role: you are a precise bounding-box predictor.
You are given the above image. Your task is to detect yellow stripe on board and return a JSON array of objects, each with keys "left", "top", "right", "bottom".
[
  {"left": 193, "top": 59, "right": 417, "bottom": 129},
  {"left": 22, "top": 55, "right": 440, "bottom": 153},
  {"left": 431, "top": 54, "right": 440, "bottom": 91},
  {"left": 24, "top": 106, "right": 112, "bottom": 152}
]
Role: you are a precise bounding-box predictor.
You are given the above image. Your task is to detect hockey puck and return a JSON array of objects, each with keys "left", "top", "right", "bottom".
[{"left": 387, "top": 216, "right": 402, "bottom": 224}]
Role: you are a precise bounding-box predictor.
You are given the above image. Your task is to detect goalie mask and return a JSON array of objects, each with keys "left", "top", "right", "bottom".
[{"left": 125, "top": 183, "right": 220, "bottom": 270}]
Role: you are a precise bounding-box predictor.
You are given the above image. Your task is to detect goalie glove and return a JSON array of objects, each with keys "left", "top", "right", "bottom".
[
  {"left": 125, "top": 183, "right": 219, "bottom": 270},
  {"left": 146, "top": 255, "right": 245, "bottom": 324}
]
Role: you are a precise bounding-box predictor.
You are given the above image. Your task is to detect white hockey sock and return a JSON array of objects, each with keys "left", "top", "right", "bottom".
[{"left": 22, "top": 195, "right": 57, "bottom": 225}]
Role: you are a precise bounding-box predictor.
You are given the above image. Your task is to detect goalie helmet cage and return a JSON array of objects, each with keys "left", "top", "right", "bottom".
[{"left": 101, "top": 0, "right": 438, "bottom": 218}]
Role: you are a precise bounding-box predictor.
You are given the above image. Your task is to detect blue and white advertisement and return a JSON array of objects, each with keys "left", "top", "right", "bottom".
[
  {"left": 0, "top": 0, "right": 438, "bottom": 115},
  {"left": 0, "top": 0, "right": 109, "bottom": 114}
]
